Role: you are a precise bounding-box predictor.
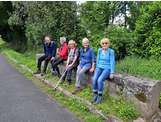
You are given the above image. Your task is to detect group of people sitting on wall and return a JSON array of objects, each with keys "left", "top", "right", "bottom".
[{"left": 34, "top": 35, "right": 115, "bottom": 104}]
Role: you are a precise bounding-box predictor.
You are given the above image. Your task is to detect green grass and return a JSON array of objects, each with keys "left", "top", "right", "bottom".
[
  {"left": 116, "top": 56, "right": 161, "bottom": 80},
  {"left": 1, "top": 48, "right": 139, "bottom": 122},
  {"left": 0, "top": 38, "right": 5, "bottom": 45}
]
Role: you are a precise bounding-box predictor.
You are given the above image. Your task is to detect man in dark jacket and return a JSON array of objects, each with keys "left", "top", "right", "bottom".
[{"left": 34, "top": 35, "right": 57, "bottom": 75}]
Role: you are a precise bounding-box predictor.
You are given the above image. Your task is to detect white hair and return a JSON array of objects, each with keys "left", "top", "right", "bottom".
[
  {"left": 82, "top": 37, "right": 89, "bottom": 44},
  {"left": 60, "top": 37, "right": 66, "bottom": 43}
]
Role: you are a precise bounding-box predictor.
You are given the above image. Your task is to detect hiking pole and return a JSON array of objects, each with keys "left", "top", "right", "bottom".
[{"left": 54, "top": 69, "right": 67, "bottom": 90}]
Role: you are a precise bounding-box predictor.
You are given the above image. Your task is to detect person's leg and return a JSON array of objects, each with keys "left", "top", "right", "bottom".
[
  {"left": 66, "top": 65, "right": 75, "bottom": 84},
  {"left": 51, "top": 58, "right": 58, "bottom": 71},
  {"left": 72, "top": 65, "right": 91, "bottom": 95},
  {"left": 51, "top": 57, "right": 64, "bottom": 77},
  {"left": 76, "top": 65, "right": 90, "bottom": 87},
  {"left": 92, "top": 68, "right": 102, "bottom": 102},
  {"left": 75, "top": 65, "right": 82, "bottom": 88},
  {"left": 43, "top": 59, "right": 49, "bottom": 73},
  {"left": 96, "top": 69, "right": 110, "bottom": 104},
  {"left": 35, "top": 55, "right": 46, "bottom": 73},
  {"left": 61, "top": 69, "right": 67, "bottom": 82}
]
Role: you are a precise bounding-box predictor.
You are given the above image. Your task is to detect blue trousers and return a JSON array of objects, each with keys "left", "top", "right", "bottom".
[{"left": 92, "top": 67, "right": 110, "bottom": 94}]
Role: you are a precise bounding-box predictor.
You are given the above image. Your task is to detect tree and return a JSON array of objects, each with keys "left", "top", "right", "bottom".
[
  {"left": 134, "top": 2, "right": 161, "bottom": 57},
  {"left": 0, "top": 1, "right": 12, "bottom": 41},
  {"left": 7, "top": 1, "right": 81, "bottom": 51}
]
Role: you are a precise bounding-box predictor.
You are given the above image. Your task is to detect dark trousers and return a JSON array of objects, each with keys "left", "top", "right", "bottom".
[
  {"left": 37, "top": 55, "right": 50, "bottom": 73},
  {"left": 51, "top": 57, "right": 64, "bottom": 76},
  {"left": 62, "top": 62, "right": 77, "bottom": 81}
]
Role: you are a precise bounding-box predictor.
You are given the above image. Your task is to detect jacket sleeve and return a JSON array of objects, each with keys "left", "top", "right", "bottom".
[
  {"left": 43, "top": 43, "right": 46, "bottom": 55},
  {"left": 91, "top": 48, "right": 95, "bottom": 64},
  {"left": 51, "top": 42, "right": 57, "bottom": 57},
  {"left": 110, "top": 49, "right": 115, "bottom": 74},
  {"left": 59, "top": 43, "right": 68, "bottom": 57},
  {"left": 96, "top": 48, "right": 101, "bottom": 67}
]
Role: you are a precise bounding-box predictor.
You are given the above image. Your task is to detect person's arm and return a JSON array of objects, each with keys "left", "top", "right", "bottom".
[
  {"left": 50, "top": 42, "right": 57, "bottom": 60},
  {"left": 69, "top": 49, "right": 79, "bottom": 66},
  {"left": 52, "top": 42, "right": 57, "bottom": 57},
  {"left": 109, "top": 49, "right": 115, "bottom": 79},
  {"left": 43, "top": 43, "right": 46, "bottom": 55},
  {"left": 96, "top": 48, "right": 100, "bottom": 68},
  {"left": 90, "top": 48, "right": 95, "bottom": 72}
]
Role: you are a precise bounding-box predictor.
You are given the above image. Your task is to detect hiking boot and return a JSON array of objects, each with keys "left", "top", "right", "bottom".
[
  {"left": 95, "top": 96, "right": 102, "bottom": 104},
  {"left": 92, "top": 94, "right": 98, "bottom": 103},
  {"left": 57, "top": 74, "right": 61, "bottom": 78},
  {"left": 33, "top": 70, "right": 41, "bottom": 74},
  {"left": 41, "top": 72, "right": 46, "bottom": 76},
  {"left": 51, "top": 70, "right": 57, "bottom": 75},
  {"left": 67, "top": 79, "right": 72, "bottom": 85}
]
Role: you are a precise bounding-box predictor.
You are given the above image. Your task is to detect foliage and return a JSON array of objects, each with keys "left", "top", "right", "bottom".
[
  {"left": 105, "top": 26, "right": 136, "bottom": 60},
  {"left": 0, "top": 2, "right": 13, "bottom": 42},
  {"left": 7, "top": 1, "right": 86, "bottom": 51},
  {"left": 78, "top": 1, "right": 141, "bottom": 58},
  {"left": 116, "top": 56, "right": 161, "bottom": 80},
  {"left": 134, "top": 2, "right": 161, "bottom": 57},
  {"left": 79, "top": 2, "right": 112, "bottom": 34}
]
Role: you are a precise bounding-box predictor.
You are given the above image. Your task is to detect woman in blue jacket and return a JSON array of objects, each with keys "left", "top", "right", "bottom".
[
  {"left": 92, "top": 38, "right": 115, "bottom": 104},
  {"left": 72, "top": 38, "right": 95, "bottom": 94}
]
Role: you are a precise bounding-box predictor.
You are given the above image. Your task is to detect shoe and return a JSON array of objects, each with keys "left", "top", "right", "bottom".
[
  {"left": 52, "top": 70, "right": 57, "bottom": 75},
  {"left": 33, "top": 70, "right": 41, "bottom": 74},
  {"left": 58, "top": 74, "right": 61, "bottom": 78},
  {"left": 72, "top": 87, "right": 82, "bottom": 94},
  {"left": 67, "top": 79, "right": 72, "bottom": 85},
  {"left": 41, "top": 72, "right": 46, "bottom": 76},
  {"left": 95, "top": 96, "right": 102, "bottom": 104},
  {"left": 92, "top": 94, "right": 98, "bottom": 103}
]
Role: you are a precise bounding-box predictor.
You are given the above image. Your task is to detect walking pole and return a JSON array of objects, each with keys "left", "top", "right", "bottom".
[{"left": 54, "top": 69, "right": 67, "bottom": 90}]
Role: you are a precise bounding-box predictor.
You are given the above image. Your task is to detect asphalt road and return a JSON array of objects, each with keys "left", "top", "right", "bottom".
[{"left": 0, "top": 55, "right": 80, "bottom": 122}]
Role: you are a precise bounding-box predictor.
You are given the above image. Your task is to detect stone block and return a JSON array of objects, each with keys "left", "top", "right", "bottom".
[{"left": 110, "top": 74, "right": 161, "bottom": 119}]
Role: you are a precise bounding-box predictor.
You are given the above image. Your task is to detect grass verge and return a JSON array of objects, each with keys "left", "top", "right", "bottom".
[
  {"left": 1, "top": 51, "right": 105, "bottom": 122},
  {"left": 1, "top": 47, "right": 139, "bottom": 122}
]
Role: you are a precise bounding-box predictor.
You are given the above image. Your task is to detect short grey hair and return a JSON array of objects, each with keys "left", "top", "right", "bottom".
[
  {"left": 82, "top": 37, "right": 89, "bottom": 44},
  {"left": 60, "top": 37, "right": 66, "bottom": 43}
]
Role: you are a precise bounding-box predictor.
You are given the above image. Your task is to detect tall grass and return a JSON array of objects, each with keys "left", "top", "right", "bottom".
[{"left": 116, "top": 56, "right": 161, "bottom": 80}]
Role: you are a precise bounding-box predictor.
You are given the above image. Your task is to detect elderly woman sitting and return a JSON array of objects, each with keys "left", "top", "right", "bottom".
[
  {"left": 51, "top": 37, "right": 68, "bottom": 77},
  {"left": 61, "top": 40, "right": 79, "bottom": 84},
  {"left": 92, "top": 38, "right": 115, "bottom": 104},
  {"left": 72, "top": 38, "right": 95, "bottom": 94}
]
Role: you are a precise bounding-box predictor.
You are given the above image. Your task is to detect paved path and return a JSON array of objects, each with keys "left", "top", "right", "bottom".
[{"left": 0, "top": 55, "right": 80, "bottom": 122}]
